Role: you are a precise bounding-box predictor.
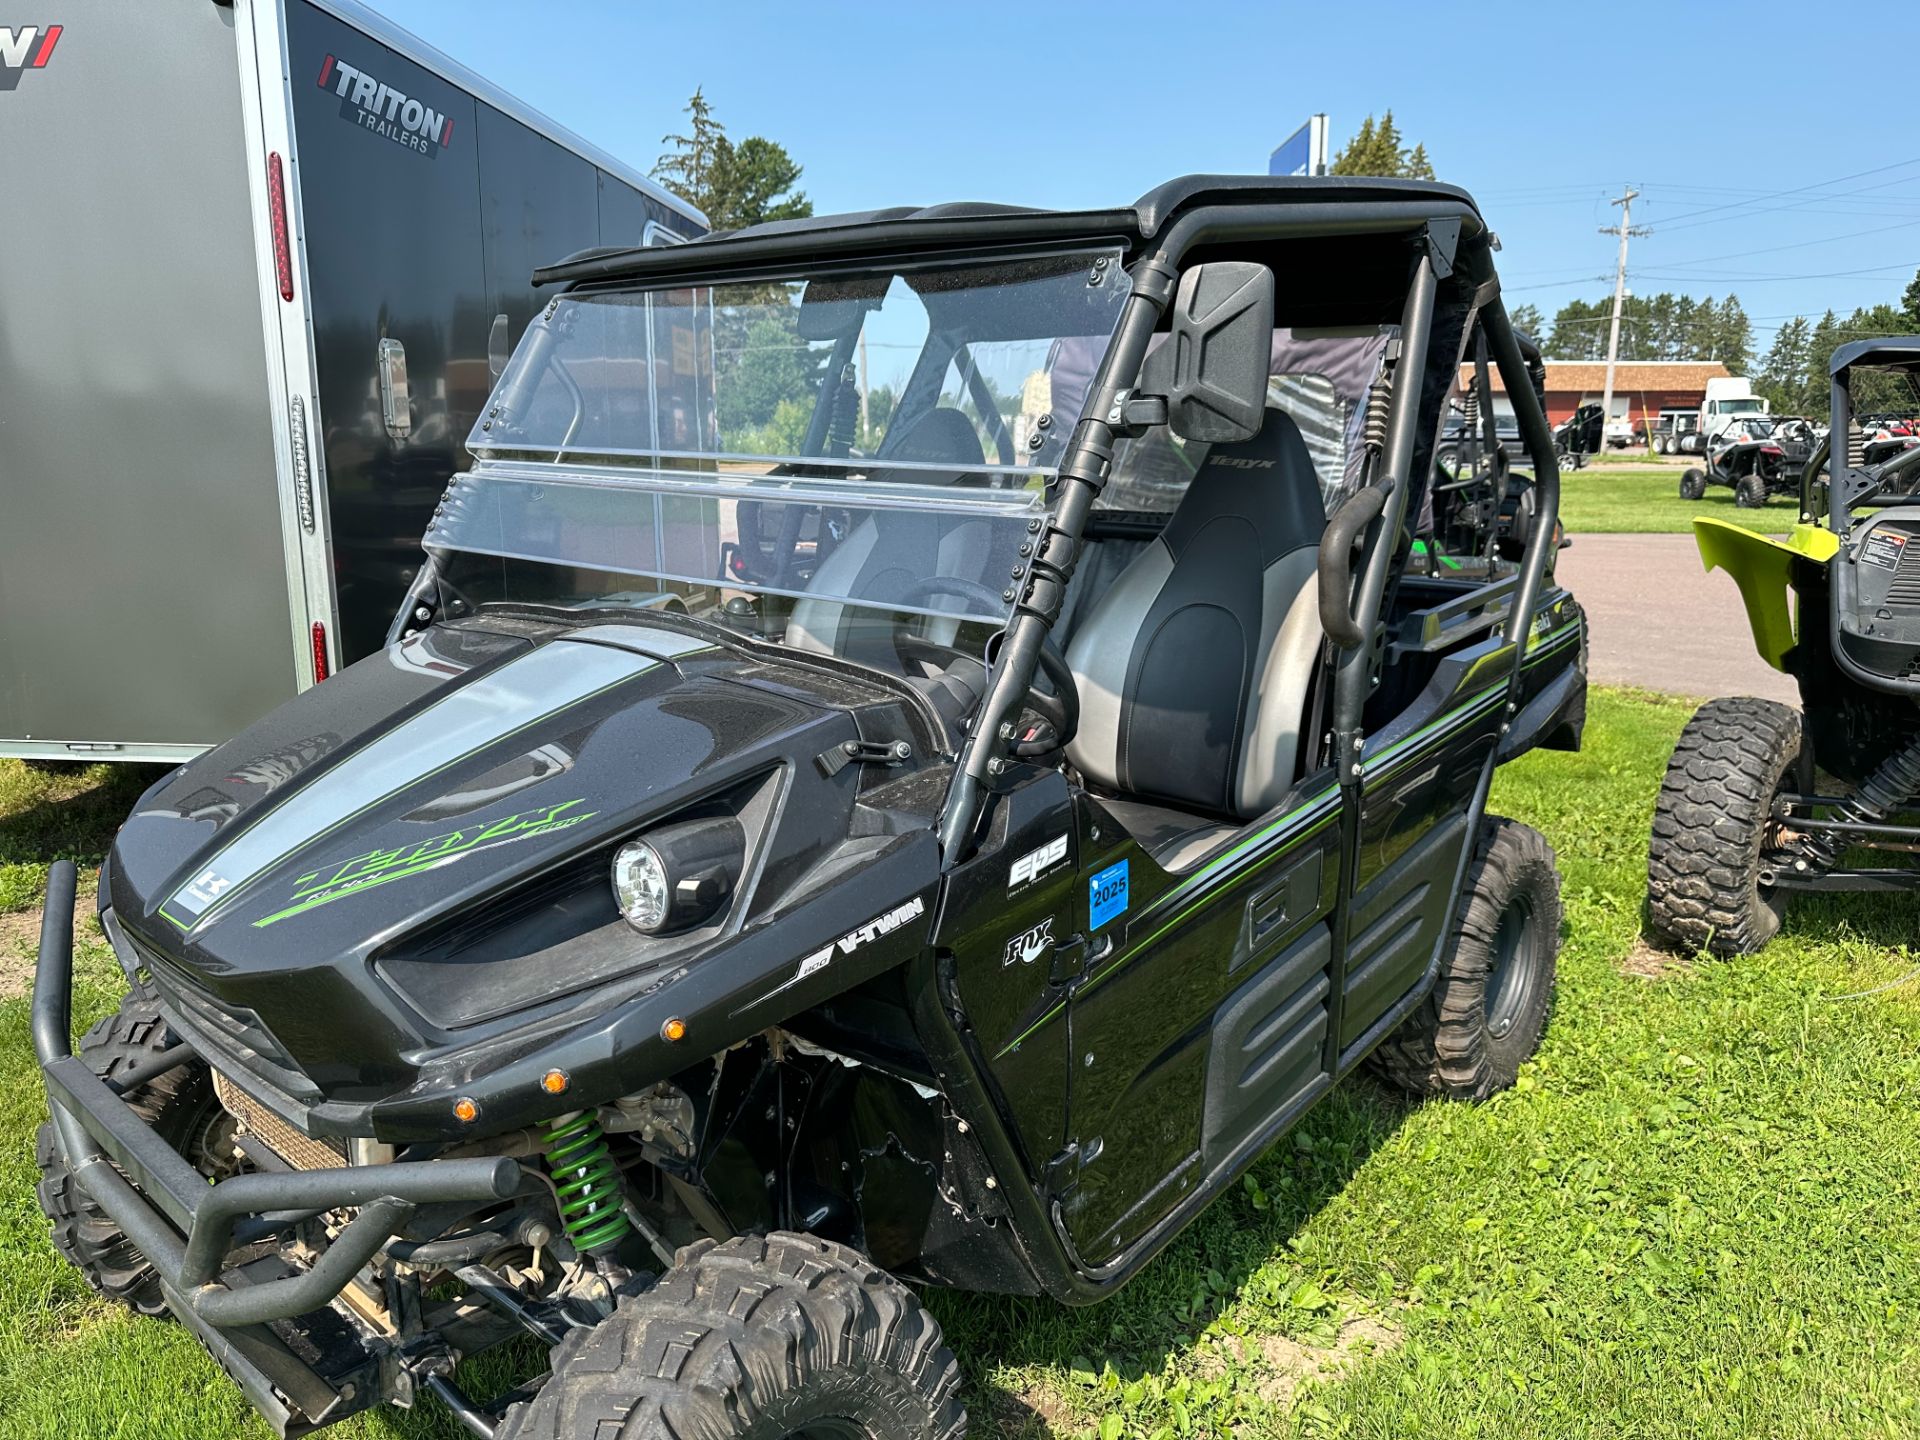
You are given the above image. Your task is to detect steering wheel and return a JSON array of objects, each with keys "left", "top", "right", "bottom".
[{"left": 890, "top": 576, "right": 1079, "bottom": 755}]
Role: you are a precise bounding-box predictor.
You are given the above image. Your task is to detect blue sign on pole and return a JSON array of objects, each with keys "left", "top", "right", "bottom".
[
  {"left": 1268, "top": 115, "right": 1327, "bottom": 177},
  {"left": 1269, "top": 127, "right": 1311, "bottom": 177}
]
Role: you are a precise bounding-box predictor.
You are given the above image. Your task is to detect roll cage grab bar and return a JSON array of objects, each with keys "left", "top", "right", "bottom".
[{"left": 935, "top": 204, "right": 1564, "bottom": 860}]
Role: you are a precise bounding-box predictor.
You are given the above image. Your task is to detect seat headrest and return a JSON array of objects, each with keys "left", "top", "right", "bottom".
[
  {"left": 1164, "top": 408, "right": 1325, "bottom": 557},
  {"left": 874, "top": 407, "right": 985, "bottom": 485}
]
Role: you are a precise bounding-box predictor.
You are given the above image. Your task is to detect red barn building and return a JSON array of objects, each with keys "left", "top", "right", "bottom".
[{"left": 1460, "top": 359, "right": 1732, "bottom": 434}]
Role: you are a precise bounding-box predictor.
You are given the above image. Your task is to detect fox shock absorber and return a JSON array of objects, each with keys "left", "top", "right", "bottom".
[
  {"left": 543, "top": 1111, "right": 633, "bottom": 1254},
  {"left": 1784, "top": 732, "right": 1920, "bottom": 875}
]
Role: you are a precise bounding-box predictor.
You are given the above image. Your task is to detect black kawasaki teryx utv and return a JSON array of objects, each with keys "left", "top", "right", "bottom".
[
  {"left": 34, "top": 176, "right": 1586, "bottom": 1439},
  {"left": 1650, "top": 339, "right": 1920, "bottom": 952}
]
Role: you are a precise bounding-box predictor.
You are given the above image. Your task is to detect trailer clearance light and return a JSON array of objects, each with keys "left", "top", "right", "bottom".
[
  {"left": 268, "top": 153, "right": 295, "bottom": 303},
  {"left": 311, "top": 622, "right": 330, "bottom": 682}
]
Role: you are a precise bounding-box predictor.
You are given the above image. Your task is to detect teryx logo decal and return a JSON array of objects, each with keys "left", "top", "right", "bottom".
[
  {"left": 1002, "top": 917, "right": 1054, "bottom": 967},
  {"left": 317, "top": 52, "right": 451, "bottom": 155},
  {"left": 249, "top": 798, "right": 598, "bottom": 929},
  {"left": 0, "top": 24, "right": 61, "bottom": 90}
]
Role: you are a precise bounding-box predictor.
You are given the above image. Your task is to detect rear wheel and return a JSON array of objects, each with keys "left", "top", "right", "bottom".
[
  {"left": 499, "top": 1232, "right": 965, "bottom": 1440},
  {"left": 1679, "top": 468, "right": 1708, "bottom": 500},
  {"left": 1370, "top": 818, "right": 1561, "bottom": 1100},
  {"left": 1646, "top": 696, "right": 1799, "bottom": 956},
  {"left": 1735, "top": 473, "right": 1769, "bottom": 508},
  {"left": 34, "top": 994, "right": 229, "bottom": 1317}
]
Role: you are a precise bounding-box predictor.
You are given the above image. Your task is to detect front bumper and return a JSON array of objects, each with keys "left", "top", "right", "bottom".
[{"left": 32, "top": 861, "right": 523, "bottom": 1431}]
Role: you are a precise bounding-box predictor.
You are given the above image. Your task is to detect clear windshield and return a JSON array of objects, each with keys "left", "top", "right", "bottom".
[
  {"left": 468, "top": 251, "right": 1130, "bottom": 473},
  {"left": 432, "top": 251, "right": 1131, "bottom": 667}
]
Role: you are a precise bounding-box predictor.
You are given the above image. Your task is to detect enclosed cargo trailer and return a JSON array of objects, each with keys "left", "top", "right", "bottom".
[{"left": 0, "top": 0, "right": 703, "bottom": 762}]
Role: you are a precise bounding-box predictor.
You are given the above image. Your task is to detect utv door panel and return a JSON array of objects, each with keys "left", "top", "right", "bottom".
[
  {"left": 1202, "top": 925, "right": 1331, "bottom": 1164},
  {"left": 1062, "top": 796, "right": 1340, "bottom": 1263},
  {"left": 934, "top": 776, "right": 1079, "bottom": 1173},
  {"left": 1339, "top": 808, "right": 1470, "bottom": 1049}
]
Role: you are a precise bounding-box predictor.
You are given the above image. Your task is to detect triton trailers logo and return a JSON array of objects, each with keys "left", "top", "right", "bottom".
[
  {"left": 317, "top": 52, "right": 452, "bottom": 155},
  {"left": 0, "top": 24, "right": 61, "bottom": 90}
]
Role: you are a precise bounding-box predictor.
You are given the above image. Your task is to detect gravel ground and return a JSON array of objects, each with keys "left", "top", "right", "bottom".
[{"left": 1553, "top": 532, "right": 1798, "bottom": 704}]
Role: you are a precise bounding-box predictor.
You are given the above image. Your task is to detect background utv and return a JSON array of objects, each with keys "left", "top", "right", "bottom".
[{"left": 34, "top": 175, "right": 1586, "bottom": 1439}]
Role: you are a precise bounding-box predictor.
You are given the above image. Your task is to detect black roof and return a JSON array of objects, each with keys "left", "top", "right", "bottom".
[
  {"left": 535, "top": 173, "right": 1485, "bottom": 289},
  {"left": 1832, "top": 337, "right": 1920, "bottom": 373}
]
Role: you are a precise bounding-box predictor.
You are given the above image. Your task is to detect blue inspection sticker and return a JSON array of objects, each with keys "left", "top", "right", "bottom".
[{"left": 1089, "top": 860, "right": 1129, "bottom": 930}]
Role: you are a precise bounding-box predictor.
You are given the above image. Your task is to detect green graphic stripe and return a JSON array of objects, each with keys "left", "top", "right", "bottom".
[
  {"left": 987, "top": 625, "right": 1582, "bottom": 1061},
  {"left": 172, "top": 653, "right": 646, "bottom": 932}
]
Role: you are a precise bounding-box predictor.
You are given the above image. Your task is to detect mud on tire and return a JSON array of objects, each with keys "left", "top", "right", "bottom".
[
  {"left": 1647, "top": 696, "right": 1800, "bottom": 956},
  {"left": 499, "top": 1231, "right": 965, "bottom": 1440},
  {"left": 34, "top": 993, "right": 222, "bottom": 1317},
  {"left": 1369, "top": 817, "right": 1561, "bottom": 1100}
]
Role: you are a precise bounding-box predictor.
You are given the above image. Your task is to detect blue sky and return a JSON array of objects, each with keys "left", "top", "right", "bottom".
[{"left": 377, "top": 0, "right": 1920, "bottom": 354}]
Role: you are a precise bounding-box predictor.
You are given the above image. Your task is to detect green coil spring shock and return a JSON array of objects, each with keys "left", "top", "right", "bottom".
[{"left": 543, "top": 1110, "right": 632, "bottom": 1254}]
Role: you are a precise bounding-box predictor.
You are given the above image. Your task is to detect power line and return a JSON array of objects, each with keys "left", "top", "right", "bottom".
[{"left": 1640, "top": 156, "right": 1920, "bottom": 229}]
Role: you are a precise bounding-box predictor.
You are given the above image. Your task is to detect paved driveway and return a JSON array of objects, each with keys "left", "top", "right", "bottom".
[{"left": 1553, "top": 532, "right": 1798, "bottom": 704}]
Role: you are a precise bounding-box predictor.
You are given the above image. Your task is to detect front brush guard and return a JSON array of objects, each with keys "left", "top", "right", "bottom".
[{"left": 32, "top": 862, "right": 525, "bottom": 1428}]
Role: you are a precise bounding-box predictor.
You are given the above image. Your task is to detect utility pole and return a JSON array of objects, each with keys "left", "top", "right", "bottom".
[{"left": 1600, "top": 186, "right": 1650, "bottom": 446}]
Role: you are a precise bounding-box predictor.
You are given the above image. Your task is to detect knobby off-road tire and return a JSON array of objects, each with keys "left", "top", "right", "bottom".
[
  {"left": 1736, "top": 473, "right": 1769, "bottom": 508},
  {"left": 1679, "top": 468, "right": 1708, "bottom": 501},
  {"left": 1369, "top": 818, "right": 1561, "bottom": 1101},
  {"left": 34, "top": 993, "right": 221, "bottom": 1318},
  {"left": 1647, "top": 696, "right": 1800, "bottom": 956},
  {"left": 499, "top": 1232, "right": 965, "bottom": 1440}
]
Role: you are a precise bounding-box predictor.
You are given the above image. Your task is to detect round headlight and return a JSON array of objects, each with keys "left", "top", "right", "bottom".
[{"left": 612, "top": 841, "right": 669, "bottom": 932}]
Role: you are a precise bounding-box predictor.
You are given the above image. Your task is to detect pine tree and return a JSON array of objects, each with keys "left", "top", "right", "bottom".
[
  {"left": 1757, "top": 316, "right": 1812, "bottom": 414},
  {"left": 1508, "top": 303, "right": 1545, "bottom": 340},
  {"left": 655, "top": 90, "right": 811, "bottom": 233},
  {"left": 1329, "top": 111, "right": 1434, "bottom": 179},
  {"left": 654, "top": 88, "right": 726, "bottom": 209},
  {"left": 1903, "top": 265, "right": 1920, "bottom": 330}
]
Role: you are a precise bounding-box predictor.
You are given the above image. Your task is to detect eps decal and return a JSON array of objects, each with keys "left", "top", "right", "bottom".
[
  {"left": 0, "top": 23, "right": 59, "bottom": 89},
  {"left": 1002, "top": 917, "right": 1055, "bottom": 967},
  {"left": 1089, "top": 860, "right": 1129, "bottom": 930},
  {"left": 317, "top": 51, "right": 452, "bottom": 155},
  {"left": 250, "top": 798, "right": 597, "bottom": 929},
  {"left": 742, "top": 896, "right": 928, "bottom": 1013},
  {"left": 1009, "top": 834, "right": 1067, "bottom": 891}
]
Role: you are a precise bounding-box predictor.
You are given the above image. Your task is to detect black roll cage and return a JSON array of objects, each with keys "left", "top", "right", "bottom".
[
  {"left": 467, "top": 185, "right": 1567, "bottom": 865},
  {"left": 928, "top": 199, "right": 1564, "bottom": 860}
]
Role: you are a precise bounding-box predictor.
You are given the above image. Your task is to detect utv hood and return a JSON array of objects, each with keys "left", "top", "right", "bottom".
[{"left": 106, "top": 618, "right": 942, "bottom": 1140}]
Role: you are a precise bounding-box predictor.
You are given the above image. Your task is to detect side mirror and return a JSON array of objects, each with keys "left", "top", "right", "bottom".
[{"left": 1143, "top": 261, "right": 1274, "bottom": 443}]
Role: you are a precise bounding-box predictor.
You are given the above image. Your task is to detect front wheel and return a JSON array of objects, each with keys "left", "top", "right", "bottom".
[
  {"left": 1735, "top": 473, "right": 1769, "bottom": 508},
  {"left": 1679, "top": 468, "right": 1708, "bottom": 501},
  {"left": 1369, "top": 818, "right": 1561, "bottom": 1100},
  {"left": 1646, "top": 696, "right": 1799, "bottom": 955},
  {"left": 499, "top": 1232, "right": 965, "bottom": 1440}
]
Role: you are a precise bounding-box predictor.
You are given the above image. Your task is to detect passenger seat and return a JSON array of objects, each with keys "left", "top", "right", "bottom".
[{"left": 1066, "top": 408, "right": 1326, "bottom": 863}]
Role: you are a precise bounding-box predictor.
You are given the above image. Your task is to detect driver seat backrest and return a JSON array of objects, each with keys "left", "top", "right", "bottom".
[
  {"left": 1066, "top": 409, "right": 1326, "bottom": 820},
  {"left": 785, "top": 409, "right": 988, "bottom": 664}
]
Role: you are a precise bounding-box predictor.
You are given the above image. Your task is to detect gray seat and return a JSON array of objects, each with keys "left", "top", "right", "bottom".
[
  {"left": 1066, "top": 409, "right": 1326, "bottom": 826},
  {"left": 786, "top": 409, "right": 989, "bottom": 665}
]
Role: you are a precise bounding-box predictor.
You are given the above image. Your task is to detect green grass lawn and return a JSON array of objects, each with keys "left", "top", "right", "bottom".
[
  {"left": 3, "top": 696, "right": 1919, "bottom": 1439},
  {"left": 1554, "top": 467, "right": 1797, "bottom": 537}
]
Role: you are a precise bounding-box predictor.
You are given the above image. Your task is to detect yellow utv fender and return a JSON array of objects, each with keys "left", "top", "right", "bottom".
[{"left": 1692, "top": 518, "right": 1840, "bottom": 671}]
